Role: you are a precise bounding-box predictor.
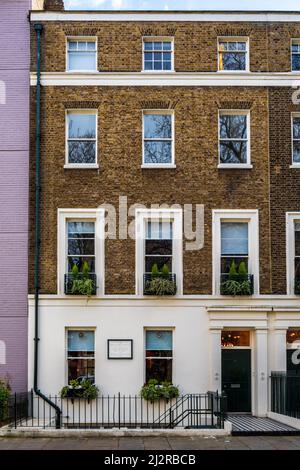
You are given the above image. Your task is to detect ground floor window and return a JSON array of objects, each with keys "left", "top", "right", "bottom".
[
  {"left": 67, "top": 330, "right": 95, "bottom": 383},
  {"left": 145, "top": 330, "right": 173, "bottom": 383},
  {"left": 287, "top": 329, "right": 300, "bottom": 374}
]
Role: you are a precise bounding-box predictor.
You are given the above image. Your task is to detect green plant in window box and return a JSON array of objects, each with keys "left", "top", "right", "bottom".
[
  {"left": 70, "top": 262, "right": 96, "bottom": 297},
  {"left": 60, "top": 379, "right": 99, "bottom": 403},
  {"left": 0, "top": 380, "right": 11, "bottom": 424},
  {"left": 140, "top": 379, "right": 179, "bottom": 403},
  {"left": 220, "top": 260, "right": 252, "bottom": 296},
  {"left": 144, "top": 264, "right": 176, "bottom": 296}
]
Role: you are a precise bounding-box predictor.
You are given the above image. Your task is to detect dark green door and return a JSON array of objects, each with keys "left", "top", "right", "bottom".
[{"left": 222, "top": 349, "right": 251, "bottom": 413}]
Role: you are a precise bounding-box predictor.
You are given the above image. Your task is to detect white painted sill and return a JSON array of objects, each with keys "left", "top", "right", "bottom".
[
  {"left": 141, "top": 164, "right": 176, "bottom": 169},
  {"left": 217, "top": 69, "right": 250, "bottom": 73},
  {"left": 290, "top": 164, "right": 300, "bottom": 169},
  {"left": 64, "top": 164, "right": 99, "bottom": 169},
  {"left": 141, "top": 70, "right": 175, "bottom": 73},
  {"left": 218, "top": 164, "right": 253, "bottom": 169}
]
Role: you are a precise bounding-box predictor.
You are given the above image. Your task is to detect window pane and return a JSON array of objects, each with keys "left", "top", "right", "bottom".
[
  {"left": 68, "top": 256, "right": 95, "bottom": 272},
  {"left": 292, "top": 54, "right": 300, "bottom": 71},
  {"left": 87, "top": 41, "right": 96, "bottom": 50},
  {"left": 163, "top": 42, "right": 172, "bottom": 50},
  {"left": 144, "top": 61, "right": 153, "bottom": 70},
  {"left": 153, "top": 42, "right": 162, "bottom": 50},
  {"left": 292, "top": 43, "right": 300, "bottom": 53},
  {"left": 146, "top": 358, "right": 172, "bottom": 383},
  {"left": 295, "top": 258, "right": 300, "bottom": 277},
  {"left": 144, "top": 114, "right": 172, "bottom": 139},
  {"left": 144, "top": 42, "right": 153, "bottom": 50},
  {"left": 146, "top": 330, "right": 172, "bottom": 350},
  {"left": 145, "top": 256, "right": 172, "bottom": 272},
  {"left": 146, "top": 350, "right": 172, "bottom": 358},
  {"left": 163, "top": 61, "right": 172, "bottom": 70},
  {"left": 68, "top": 330, "right": 94, "bottom": 352},
  {"left": 220, "top": 141, "right": 247, "bottom": 164},
  {"left": 68, "top": 239, "right": 94, "bottom": 256},
  {"left": 68, "top": 359, "right": 95, "bottom": 383},
  {"left": 145, "top": 240, "right": 172, "bottom": 256},
  {"left": 237, "top": 42, "right": 247, "bottom": 51},
  {"left": 221, "top": 222, "right": 248, "bottom": 255},
  {"left": 154, "top": 61, "right": 163, "bottom": 70},
  {"left": 68, "top": 141, "right": 96, "bottom": 164},
  {"left": 68, "top": 221, "right": 95, "bottom": 236},
  {"left": 221, "top": 330, "right": 250, "bottom": 347},
  {"left": 147, "top": 221, "right": 172, "bottom": 239},
  {"left": 144, "top": 141, "right": 172, "bottom": 164},
  {"left": 154, "top": 52, "right": 162, "bottom": 60},
  {"left": 144, "top": 52, "right": 152, "bottom": 61},
  {"left": 221, "top": 256, "right": 248, "bottom": 274},
  {"left": 293, "top": 142, "right": 300, "bottom": 163},
  {"left": 68, "top": 51, "right": 96, "bottom": 70},
  {"left": 295, "top": 226, "right": 300, "bottom": 256},
  {"left": 293, "top": 118, "right": 300, "bottom": 139},
  {"left": 68, "top": 114, "right": 96, "bottom": 139},
  {"left": 221, "top": 52, "right": 246, "bottom": 70},
  {"left": 68, "top": 41, "right": 77, "bottom": 50},
  {"left": 220, "top": 114, "right": 247, "bottom": 139}
]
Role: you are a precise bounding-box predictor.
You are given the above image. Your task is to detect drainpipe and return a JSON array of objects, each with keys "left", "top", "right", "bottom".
[{"left": 33, "top": 23, "right": 61, "bottom": 429}]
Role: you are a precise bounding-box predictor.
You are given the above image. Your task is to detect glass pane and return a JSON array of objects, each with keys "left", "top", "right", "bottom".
[
  {"left": 144, "top": 141, "right": 172, "bottom": 164},
  {"left": 68, "top": 41, "right": 77, "bottom": 50},
  {"left": 221, "top": 222, "right": 248, "bottom": 255},
  {"left": 163, "top": 42, "right": 172, "bottom": 51},
  {"left": 163, "top": 52, "right": 171, "bottom": 61},
  {"left": 68, "top": 221, "right": 95, "bottom": 236},
  {"left": 163, "top": 61, "right": 172, "bottom": 70},
  {"left": 144, "top": 52, "right": 152, "bottom": 61},
  {"left": 68, "top": 359, "right": 95, "bottom": 383},
  {"left": 154, "top": 52, "right": 162, "bottom": 60},
  {"left": 144, "top": 114, "right": 172, "bottom": 139},
  {"left": 219, "top": 42, "right": 227, "bottom": 51},
  {"left": 287, "top": 329, "right": 300, "bottom": 346},
  {"left": 221, "top": 52, "right": 246, "bottom": 70},
  {"left": 68, "top": 330, "right": 94, "bottom": 352},
  {"left": 68, "top": 256, "right": 95, "bottom": 272},
  {"left": 228, "top": 41, "right": 237, "bottom": 51},
  {"left": 293, "top": 118, "right": 300, "bottom": 139},
  {"left": 295, "top": 258, "right": 300, "bottom": 277},
  {"left": 154, "top": 61, "right": 163, "bottom": 70},
  {"left": 77, "top": 41, "right": 87, "bottom": 51},
  {"left": 293, "top": 141, "right": 300, "bottom": 163},
  {"left": 68, "top": 51, "right": 96, "bottom": 71},
  {"left": 144, "top": 61, "right": 152, "bottom": 70},
  {"left": 220, "top": 141, "right": 247, "bottom": 164},
  {"left": 147, "top": 221, "right": 172, "bottom": 239},
  {"left": 146, "top": 350, "right": 172, "bottom": 358},
  {"left": 87, "top": 41, "right": 96, "bottom": 50},
  {"left": 144, "top": 42, "right": 153, "bottom": 50},
  {"left": 237, "top": 42, "right": 247, "bottom": 51},
  {"left": 292, "top": 54, "right": 300, "bottom": 71},
  {"left": 68, "top": 114, "right": 96, "bottom": 139},
  {"left": 153, "top": 42, "right": 162, "bottom": 50},
  {"left": 68, "top": 239, "right": 94, "bottom": 256},
  {"left": 68, "top": 141, "right": 96, "bottom": 164},
  {"left": 221, "top": 256, "right": 248, "bottom": 274},
  {"left": 145, "top": 256, "right": 172, "bottom": 272},
  {"left": 220, "top": 114, "right": 247, "bottom": 139},
  {"left": 295, "top": 228, "right": 300, "bottom": 256},
  {"left": 146, "top": 358, "right": 172, "bottom": 383},
  {"left": 145, "top": 240, "right": 172, "bottom": 256},
  {"left": 292, "top": 43, "right": 300, "bottom": 53},
  {"left": 221, "top": 330, "right": 250, "bottom": 347},
  {"left": 146, "top": 330, "right": 172, "bottom": 350}
]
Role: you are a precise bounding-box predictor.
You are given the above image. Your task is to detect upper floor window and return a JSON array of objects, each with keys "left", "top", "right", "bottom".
[
  {"left": 143, "top": 38, "right": 173, "bottom": 71},
  {"left": 221, "top": 222, "right": 249, "bottom": 276},
  {"left": 66, "top": 111, "right": 97, "bottom": 168},
  {"left": 218, "top": 111, "right": 250, "bottom": 168},
  {"left": 295, "top": 222, "right": 300, "bottom": 294},
  {"left": 291, "top": 40, "right": 300, "bottom": 71},
  {"left": 218, "top": 38, "right": 249, "bottom": 72},
  {"left": 67, "top": 330, "right": 95, "bottom": 383},
  {"left": 67, "top": 39, "right": 97, "bottom": 71},
  {"left": 292, "top": 114, "right": 300, "bottom": 164},
  {"left": 143, "top": 111, "right": 174, "bottom": 167}
]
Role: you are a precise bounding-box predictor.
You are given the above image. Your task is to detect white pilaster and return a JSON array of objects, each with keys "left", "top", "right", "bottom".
[
  {"left": 254, "top": 328, "right": 268, "bottom": 416},
  {"left": 209, "top": 328, "right": 222, "bottom": 392}
]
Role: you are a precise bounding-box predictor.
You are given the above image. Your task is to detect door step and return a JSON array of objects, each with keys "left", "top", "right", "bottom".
[{"left": 227, "top": 414, "right": 300, "bottom": 436}]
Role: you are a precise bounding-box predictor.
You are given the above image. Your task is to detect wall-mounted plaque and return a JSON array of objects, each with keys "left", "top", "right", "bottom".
[{"left": 107, "top": 339, "right": 133, "bottom": 359}]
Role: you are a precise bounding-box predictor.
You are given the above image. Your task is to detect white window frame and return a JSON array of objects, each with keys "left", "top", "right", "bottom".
[
  {"left": 135, "top": 208, "right": 183, "bottom": 295},
  {"left": 57, "top": 208, "right": 105, "bottom": 296},
  {"left": 217, "top": 37, "right": 250, "bottom": 73},
  {"left": 66, "top": 36, "right": 98, "bottom": 73},
  {"left": 291, "top": 113, "right": 300, "bottom": 168},
  {"left": 65, "top": 327, "right": 96, "bottom": 385},
  {"left": 286, "top": 212, "right": 300, "bottom": 295},
  {"left": 144, "top": 327, "right": 174, "bottom": 384},
  {"left": 218, "top": 109, "right": 252, "bottom": 169},
  {"left": 65, "top": 109, "right": 99, "bottom": 169},
  {"left": 212, "top": 209, "right": 259, "bottom": 295},
  {"left": 291, "top": 39, "right": 300, "bottom": 72},
  {"left": 142, "top": 110, "right": 175, "bottom": 169},
  {"left": 142, "top": 37, "right": 174, "bottom": 73}
]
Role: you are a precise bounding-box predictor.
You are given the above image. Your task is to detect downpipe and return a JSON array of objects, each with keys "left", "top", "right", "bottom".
[{"left": 33, "top": 23, "right": 61, "bottom": 429}]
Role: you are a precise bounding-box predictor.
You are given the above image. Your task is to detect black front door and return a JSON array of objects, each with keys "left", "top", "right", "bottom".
[{"left": 222, "top": 349, "right": 251, "bottom": 413}]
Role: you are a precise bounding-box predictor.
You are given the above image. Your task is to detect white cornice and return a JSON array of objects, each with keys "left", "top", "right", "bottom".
[
  {"left": 30, "top": 12, "right": 300, "bottom": 22},
  {"left": 30, "top": 71, "right": 300, "bottom": 87}
]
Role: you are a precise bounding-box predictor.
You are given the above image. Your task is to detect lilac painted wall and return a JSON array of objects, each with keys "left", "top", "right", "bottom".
[{"left": 0, "top": 1, "right": 30, "bottom": 392}]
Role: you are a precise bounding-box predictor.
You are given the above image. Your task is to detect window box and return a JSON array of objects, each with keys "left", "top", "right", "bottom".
[
  {"left": 220, "top": 273, "right": 254, "bottom": 296},
  {"left": 64, "top": 273, "right": 97, "bottom": 296},
  {"left": 295, "top": 277, "right": 300, "bottom": 295},
  {"left": 144, "top": 273, "right": 176, "bottom": 296}
]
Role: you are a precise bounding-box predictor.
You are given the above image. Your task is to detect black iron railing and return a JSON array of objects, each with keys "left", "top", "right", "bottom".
[
  {"left": 220, "top": 274, "right": 254, "bottom": 296},
  {"left": 295, "top": 277, "right": 300, "bottom": 295},
  {"left": 64, "top": 273, "right": 97, "bottom": 295},
  {"left": 9, "top": 391, "right": 226, "bottom": 430},
  {"left": 143, "top": 273, "right": 177, "bottom": 296},
  {"left": 271, "top": 372, "right": 300, "bottom": 419}
]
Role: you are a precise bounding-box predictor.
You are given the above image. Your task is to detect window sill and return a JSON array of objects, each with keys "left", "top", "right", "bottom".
[
  {"left": 66, "top": 70, "right": 98, "bottom": 73},
  {"left": 217, "top": 69, "right": 250, "bottom": 73},
  {"left": 218, "top": 164, "right": 253, "bottom": 169},
  {"left": 64, "top": 164, "right": 99, "bottom": 169},
  {"left": 141, "top": 70, "right": 175, "bottom": 73},
  {"left": 141, "top": 164, "right": 176, "bottom": 169},
  {"left": 290, "top": 164, "right": 300, "bottom": 169}
]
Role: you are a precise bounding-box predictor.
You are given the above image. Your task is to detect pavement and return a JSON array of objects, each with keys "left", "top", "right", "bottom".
[{"left": 1, "top": 435, "right": 300, "bottom": 450}]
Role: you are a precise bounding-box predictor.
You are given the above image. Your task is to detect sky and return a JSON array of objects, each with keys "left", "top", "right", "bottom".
[{"left": 64, "top": 0, "right": 300, "bottom": 11}]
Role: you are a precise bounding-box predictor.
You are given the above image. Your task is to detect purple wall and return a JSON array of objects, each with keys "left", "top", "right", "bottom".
[{"left": 0, "top": 1, "right": 30, "bottom": 392}]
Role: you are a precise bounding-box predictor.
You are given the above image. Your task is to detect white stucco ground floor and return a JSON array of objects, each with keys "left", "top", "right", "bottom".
[{"left": 28, "top": 295, "right": 300, "bottom": 418}]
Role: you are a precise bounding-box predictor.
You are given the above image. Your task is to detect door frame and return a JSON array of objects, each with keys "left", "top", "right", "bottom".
[{"left": 221, "top": 328, "right": 254, "bottom": 414}]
